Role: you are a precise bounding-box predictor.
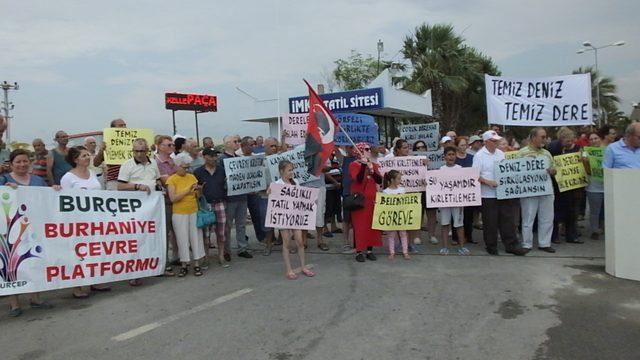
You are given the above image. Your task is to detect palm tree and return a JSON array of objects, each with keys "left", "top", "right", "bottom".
[
  {"left": 572, "top": 66, "right": 620, "bottom": 121},
  {"left": 401, "top": 23, "right": 500, "bottom": 131}
]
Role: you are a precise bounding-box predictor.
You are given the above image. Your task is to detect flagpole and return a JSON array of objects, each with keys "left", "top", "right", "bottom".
[{"left": 337, "top": 123, "right": 364, "bottom": 157}]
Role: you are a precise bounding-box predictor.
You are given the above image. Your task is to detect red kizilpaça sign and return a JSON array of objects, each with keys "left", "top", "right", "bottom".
[{"left": 165, "top": 92, "right": 217, "bottom": 112}]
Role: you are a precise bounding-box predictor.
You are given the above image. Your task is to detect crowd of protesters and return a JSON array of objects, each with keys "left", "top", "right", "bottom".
[{"left": 2, "top": 112, "right": 640, "bottom": 317}]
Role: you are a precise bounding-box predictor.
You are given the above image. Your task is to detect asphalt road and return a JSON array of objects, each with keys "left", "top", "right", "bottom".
[{"left": 2, "top": 225, "right": 639, "bottom": 360}]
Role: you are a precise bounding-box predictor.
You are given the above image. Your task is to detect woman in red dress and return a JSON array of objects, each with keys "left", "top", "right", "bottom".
[{"left": 349, "top": 142, "right": 382, "bottom": 262}]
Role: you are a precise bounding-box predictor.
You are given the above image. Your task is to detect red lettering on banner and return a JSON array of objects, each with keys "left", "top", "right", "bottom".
[
  {"left": 74, "top": 240, "right": 139, "bottom": 258},
  {"left": 45, "top": 223, "right": 57, "bottom": 238},
  {"left": 86, "top": 263, "right": 98, "bottom": 277},
  {"left": 44, "top": 222, "right": 156, "bottom": 237},
  {"left": 76, "top": 222, "right": 89, "bottom": 236},
  {"left": 46, "top": 267, "right": 59, "bottom": 281},
  {"left": 45, "top": 257, "right": 160, "bottom": 282},
  {"left": 126, "top": 259, "right": 135, "bottom": 273},
  {"left": 72, "top": 265, "right": 84, "bottom": 279}
]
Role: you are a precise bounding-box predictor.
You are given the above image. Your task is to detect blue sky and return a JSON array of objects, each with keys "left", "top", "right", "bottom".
[{"left": 2, "top": 0, "right": 638, "bottom": 145}]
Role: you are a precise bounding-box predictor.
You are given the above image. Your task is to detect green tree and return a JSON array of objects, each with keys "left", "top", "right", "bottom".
[
  {"left": 572, "top": 66, "right": 620, "bottom": 122},
  {"left": 333, "top": 51, "right": 392, "bottom": 91},
  {"left": 401, "top": 23, "right": 501, "bottom": 132}
]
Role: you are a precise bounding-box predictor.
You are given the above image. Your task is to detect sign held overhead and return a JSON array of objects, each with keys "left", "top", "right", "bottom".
[{"left": 485, "top": 74, "right": 593, "bottom": 126}]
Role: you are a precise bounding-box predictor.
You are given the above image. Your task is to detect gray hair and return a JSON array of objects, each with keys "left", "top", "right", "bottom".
[
  {"left": 132, "top": 138, "right": 148, "bottom": 148},
  {"left": 223, "top": 135, "right": 238, "bottom": 144},
  {"left": 625, "top": 122, "right": 640, "bottom": 137},
  {"left": 174, "top": 153, "right": 193, "bottom": 167},
  {"left": 529, "top": 127, "right": 545, "bottom": 140}
]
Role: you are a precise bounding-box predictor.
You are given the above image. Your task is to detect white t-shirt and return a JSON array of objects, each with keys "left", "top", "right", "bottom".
[
  {"left": 383, "top": 186, "right": 406, "bottom": 194},
  {"left": 472, "top": 146, "right": 505, "bottom": 199},
  {"left": 117, "top": 158, "right": 161, "bottom": 190},
  {"left": 60, "top": 170, "right": 102, "bottom": 190},
  {"left": 440, "top": 164, "right": 462, "bottom": 170},
  {"left": 275, "top": 178, "right": 300, "bottom": 186}
]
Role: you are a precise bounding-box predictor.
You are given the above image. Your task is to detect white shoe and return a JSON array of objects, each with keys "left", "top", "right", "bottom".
[
  {"left": 429, "top": 236, "right": 438, "bottom": 245},
  {"left": 413, "top": 237, "right": 422, "bottom": 245}
]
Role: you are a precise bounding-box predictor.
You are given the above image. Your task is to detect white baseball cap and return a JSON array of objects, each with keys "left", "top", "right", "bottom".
[
  {"left": 482, "top": 130, "right": 502, "bottom": 142},
  {"left": 440, "top": 136, "right": 453, "bottom": 143}
]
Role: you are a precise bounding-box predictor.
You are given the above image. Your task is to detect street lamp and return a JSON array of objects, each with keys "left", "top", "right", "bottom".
[
  {"left": 576, "top": 40, "right": 626, "bottom": 125},
  {"left": 377, "top": 39, "right": 384, "bottom": 73}
]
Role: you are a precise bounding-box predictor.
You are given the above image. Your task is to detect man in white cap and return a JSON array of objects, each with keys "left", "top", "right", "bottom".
[
  {"left": 472, "top": 130, "right": 527, "bottom": 256},
  {"left": 440, "top": 136, "right": 454, "bottom": 148},
  {"left": 445, "top": 130, "right": 457, "bottom": 142},
  {"left": 467, "top": 135, "right": 483, "bottom": 155}
]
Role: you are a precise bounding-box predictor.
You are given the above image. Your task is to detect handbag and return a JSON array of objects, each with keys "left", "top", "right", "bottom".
[
  {"left": 196, "top": 196, "right": 216, "bottom": 228},
  {"left": 343, "top": 192, "right": 365, "bottom": 211},
  {"left": 343, "top": 163, "right": 371, "bottom": 211}
]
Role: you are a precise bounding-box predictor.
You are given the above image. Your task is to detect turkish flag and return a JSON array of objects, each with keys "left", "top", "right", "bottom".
[{"left": 303, "top": 80, "right": 340, "bottom": 176}]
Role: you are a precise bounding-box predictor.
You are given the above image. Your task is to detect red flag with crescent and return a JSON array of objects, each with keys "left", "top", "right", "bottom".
[{"left": 303, "top": 80, "right": 340, "bottom": 176}]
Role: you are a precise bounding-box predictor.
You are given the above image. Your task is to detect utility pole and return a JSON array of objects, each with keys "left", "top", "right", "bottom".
[
  {"left": 377, "top": 39, "right": 384, "bottom": 74},
  {"left": 1, "top": 81, "right": 19, "bottom": 144}
]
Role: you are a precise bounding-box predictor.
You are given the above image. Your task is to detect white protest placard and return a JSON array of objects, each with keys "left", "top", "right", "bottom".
[
  {"left": 265, "top": 183, "right": 319, "bottom": 230},
  {"left": 377, "top": 156, "right": 428, "bottom": 192},
  {"left": 223, "top": 155, "right": 267, "bottom": 196},
  {"left": 0, "top": 187, "right": 165, "bottom": 296},
  {"left": 425, "top": 167, "right": 482, "bottom": 208},
  {"left": 495, "top": 157, "right": 554, "bottom": 199},
  {"left": 265, "top": 145, "right": 318, "bottom": 184},
  {"left": 485, "top": 74, "right": 593, "bottom": 126},
  {"left": 283, "top": 113, "right": 308, "bottom": 145},
  {"left": 399, "top": 122, "right": 440, "bottom": 150},
  {"left": 414, "top": 150, "right": 445, "bottom": 170}
]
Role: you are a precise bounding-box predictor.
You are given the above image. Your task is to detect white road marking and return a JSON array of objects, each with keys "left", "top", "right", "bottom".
[{"left": 112, "top": 288, "right": 253, "bottom": 342}]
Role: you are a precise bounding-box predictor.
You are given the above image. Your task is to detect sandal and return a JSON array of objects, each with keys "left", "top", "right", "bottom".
[
  {"left": 164, "top": 266, "right": 176, "bottom": 277},
  {"left": 194, "top": 266, "right": 203, "bottom": 277},
  {"left": 403, "top": 253, "right": 411, "bottom": 260},
  {"left": 8, "top": 307, "right": 23, "bottom": 317},
  {"left": 177, "top": 267, "right": 188, "bottom": 277},
  {"left": 286, "top": 272, "right": 298, "bottom": 280},
  {"left": 301, "top": 268, "right": 315, "bottom": 277},
  {"left": 72, "top": 291, "right": 89, "bottom": 299}
]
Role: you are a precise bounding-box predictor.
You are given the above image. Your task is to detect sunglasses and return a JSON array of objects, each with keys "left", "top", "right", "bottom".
[
  {"left": 416, "top": 145, "right": 426, "bottom": 150},
  {"left": 363, "top": 147, "right": 371, "bottom": 152}
]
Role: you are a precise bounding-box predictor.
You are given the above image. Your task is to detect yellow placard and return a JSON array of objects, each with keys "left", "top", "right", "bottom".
[
  {"left": 504, "top": 151, "right": 519, "bottom": 160},
  {"left": 553, "top": 153, "right": 587, "bottom": 192},
  {"left": 372, "top": 193, "right": 422, "bottom": 231},
  {"left": 103, "top": 128, "right": 155, "bottom": 165}
]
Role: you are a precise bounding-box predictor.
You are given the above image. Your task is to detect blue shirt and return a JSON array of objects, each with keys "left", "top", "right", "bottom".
[
  {"left": 193, "top": 165, "right": 227, "bottom": 202},
  {"left": 603, "top": 139, "right": 640, "bottom": 169},
  {"left": 455, "top": 153, "right": 474, "bottom": 168},
  {"left": 341, "top": 156, "right": 356, "bottom": 196},
  {"left": 0, "top": 174, "right": 48, "bottom": 187}
]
